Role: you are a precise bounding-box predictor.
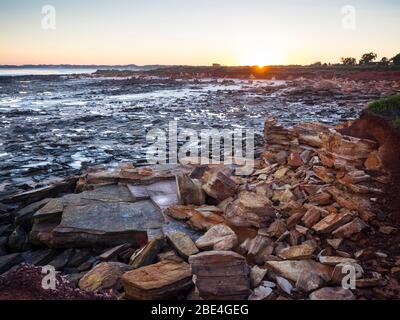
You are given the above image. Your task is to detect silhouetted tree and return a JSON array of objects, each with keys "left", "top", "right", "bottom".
[
  {"left": 391, "top": 53, "right": 400, "bottom": 66},
  {"left": 379, "top": 57, "right": 390, "bottom": 67},
  {"left": 359, "top": 52, "right": 377, "bottom": 65},
  {"left": 341, "top": 57, "right": 356, "bottom": 65}
]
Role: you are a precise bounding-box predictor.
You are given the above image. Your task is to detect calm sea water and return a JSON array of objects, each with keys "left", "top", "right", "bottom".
[{"left": 0, "top": 68, "right": 96, "bottom": 76}]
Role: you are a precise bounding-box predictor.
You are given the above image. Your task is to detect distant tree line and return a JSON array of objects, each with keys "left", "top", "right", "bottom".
[{"left": 340, "top": 52, "right": 400, "bottom": 66}]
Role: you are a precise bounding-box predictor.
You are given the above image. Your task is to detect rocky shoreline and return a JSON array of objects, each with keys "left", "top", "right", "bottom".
[
  {"left": 2, "top": 75, "right": 399, "bottom": 200},
  {"left": 0, "top": 112, "right": 399, "bottom": 300}
]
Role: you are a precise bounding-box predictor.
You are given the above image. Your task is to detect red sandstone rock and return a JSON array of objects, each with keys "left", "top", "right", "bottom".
[
  {"left": 225, "top": 191, "right": 275, "bottom": 228},
  {"left": 122, "top": 260, "right": 193, "bottom": 300},
  {"left": 202, "top": 171, "right": 238, "bottom": 202},
  {"left": 189, "top": 251, "right": 250, "bottom": 300}
]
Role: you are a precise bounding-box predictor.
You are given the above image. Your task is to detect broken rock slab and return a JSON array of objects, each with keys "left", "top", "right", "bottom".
[
  {"left": 195, "top": 224, "right": 238, "bottom": 251},
  {"left": 265, "top": 260, "right": 334, "bottom": 284},
  {"left": 278, "top": 243, "right": 316, "bottom": 260},
  {"left": 295, "top": 270, "right": 324, "bottom": 292},
  {"left": 250, "top": 265, "right": 268, "bottom": 288},
  {"left": 189, "top": 251, "right": 250, "bottom": 300},
  {"left": 248, "top": 285, "right": 273, "bottom": 300},
  {"left": 309, "top": 287, "right": 355, "bottom": 300},
  {"left": 311, "top": 210, "right": 353, "bottom": 234},
  {"left": 122, "top": 260, "right": 193, "bottom": 300},
  {"left": 166, "top": 205, "right": 225, "bottom": 231},
  {"left": 202, "top": 171, "right": 238, "bottom": 202},
  {"left": 176, "top": 174, "right": 205, "bottom": 206},
  {"left": 332, "top": 218, "right": 367, "bottom": 239},
  {"left": 225, "top": 191, "right": 276, "bottom": 228},
  {"left": 5, "top": 177, "right": 77, "bottom": 205},
  {"left": 166, "top": 232, "right": 199, "bottom": 260},
  {"left": 129, "top": 238, "right": 163, "bottom": 269},
  {"left": 51, "top": 200, "right": 163, "bottom": 248},
  {"left": 78, "top": 262, "right": 132, "bottom": 292}
]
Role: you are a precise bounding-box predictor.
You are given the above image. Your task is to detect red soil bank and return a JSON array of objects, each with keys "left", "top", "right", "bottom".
[
  {"left": 0, "top": 263, "right": 114, "bottom": 300},
  {"left": 340, "top": 111, "right": 400, "bottom": 222}
]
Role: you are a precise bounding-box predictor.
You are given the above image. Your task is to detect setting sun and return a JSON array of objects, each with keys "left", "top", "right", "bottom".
[{"left": 238, "top": 48, "right": 283, "bottom": 66}]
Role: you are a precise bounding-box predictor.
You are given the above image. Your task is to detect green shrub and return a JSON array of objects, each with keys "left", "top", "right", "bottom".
[{"left": 368, "top": 95, "right": 400, "bottom": 115}]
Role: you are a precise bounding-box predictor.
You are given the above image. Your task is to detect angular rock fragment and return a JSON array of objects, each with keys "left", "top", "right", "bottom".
[
  {"left": 21, "top": 249, "right": 56, "bottom": 266},
  {"left": 364, "top": 151, "right": 383, "bottom": 172},
  {"left": 308, "top": 192, "right": 332, "bottom": 206},
  {"left": 225, "top": 191, "right": 275, "bottom": 228},
  {"left": 318, "top": 256, "right": 356, "bottom": 266},
  {"left": 130, "top": 239, "right": 163, "bottom": 269},
  {"left": 288, "top": 152, "right": 303, "bottom": 168},
  {"left": 326, "top": 238, "right": 343, "bottom": 250},
  {"left": 286, "top": 210, "right": 306, "bottom": 229},
  {"left": 122, "top": 260, "right": 192, "bottom": 300},
  {"left": 241, "top": 233, "right": 274, "bottom": 265},
  {"left": 189, "top": 251, "right": 250, "bottom": 300},
  {"left": 332, "top": 218, "right": 367, "bottom": 238},
  {"left": 166, "top": 205, "right": 224, "bottom": 231},
  {"left": 187, "top": 208, "right": 225, "bottom": 231},
  {"left": 319, "top": 131, "right": 377, "bottom": 169},
  {"left": 276, "top": 276, "right": 293, "bottom": 295},
  {"left": 48, "top": 249, "right": 75, "bottom": 271},
  {"left": 176, "top": 173, "right": 205, "bottom": 205},
  {"left": 250, "top": 265, "right": 268, "bottom": 288},
  {"left": 79, "top": 262, "right": 131, "bottom": 292},
  {"left": 248, "top": 285, "right": 273, "bottom": 300},
  {"left": 278, "top": 243, "right": 316, "bottom": 260},
  {"left": 202, "top": 171, "right": 237, "bottom": 202},
  {"left": 195, "top": 224, "right": 237, "bottom": 251},
  {"left": 68, "top": 249, "right": 92, "bottom": 268},
  {"left": 272, "top": 187, "right": 295, "bottom": 203},
  {"left": 301, "top": 207, "right": 321, "bottom": 228},
  {"left": 166, "top": 232, "right": 199, "bottom": 260},
  {"left": 264, "top": 219, "right": 287, "bottom": 238},
  {"left": 313, "top": 166, "right": 335, "bottom": 183},
  {"left": 157, "top": 250, "right": 183, "bottom": 263},
  {"left": 7, "top": 177, "right": 77, "bottom": 205},
  {"left": 295, "top": 271, "right": 324, "bottom": 292},
  {"left": 98, "top": 244, "right": 131, "bottom": 261},
  {"left": 327, "top": 187, "right": 374, "bottom": 222},
  {"left": 15, "top": 198, "right": 51, "bottom": 227},
  {"left": 356, "top": 276, "right": 387, "bottom": 288},
  {"left": 311, "top": 210, "right": 353, "bottom": 234},
  {"left": 265, "top": 260, "right": 333, "bottom": 283},
  {"left": 309, "top": 287, "right": 355, "bottom": 300}
]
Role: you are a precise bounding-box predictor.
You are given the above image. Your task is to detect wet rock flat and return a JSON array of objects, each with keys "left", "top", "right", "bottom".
[{"left": 2, "top": 74, "right": 394, "bottom": 197}]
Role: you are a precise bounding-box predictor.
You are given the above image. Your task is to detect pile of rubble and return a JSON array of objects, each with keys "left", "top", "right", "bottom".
[
  {"left": 0, "top": 118, "right": 399, "bottom": 300},
  {"left": 284, "top": 78, "right": 400, "bottom": 98}
]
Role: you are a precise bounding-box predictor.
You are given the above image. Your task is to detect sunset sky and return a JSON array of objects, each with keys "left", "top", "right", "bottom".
[{"left": 0, "top": 0, "right": 399, "bottom": 66}]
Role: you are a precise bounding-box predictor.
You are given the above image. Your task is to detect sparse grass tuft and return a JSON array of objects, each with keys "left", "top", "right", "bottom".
[{"left": 368, "top": 95, "right": 400, "bottom": 114}]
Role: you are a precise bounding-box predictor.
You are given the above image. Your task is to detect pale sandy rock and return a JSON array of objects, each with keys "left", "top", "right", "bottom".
[{"left": 195, "top": 224, "right": 237, "bottom": 251}]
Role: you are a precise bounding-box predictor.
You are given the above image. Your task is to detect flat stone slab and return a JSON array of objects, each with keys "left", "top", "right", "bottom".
[
  {"left": 51, "top": 200, "right": 163, "bottom": 247},
  {"left": 122, "top": 260, "right": 193, "bottom": 300},
  {"left": 30, "top": 184, "right": 165, "bottom": 248},
  {"left": 128, "top": 179, "right": 178, "bottom": 211}
]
